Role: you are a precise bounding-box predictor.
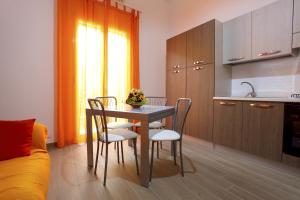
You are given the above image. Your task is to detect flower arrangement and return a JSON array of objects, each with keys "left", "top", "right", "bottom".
[{"left": 126, "top": 89, "right": 147, "bottom": 108}]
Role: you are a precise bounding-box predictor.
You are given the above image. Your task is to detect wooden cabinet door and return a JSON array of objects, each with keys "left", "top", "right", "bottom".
[
  {"left": 223, "top": 13, "right": 252, "bottom": 64},
  {"left": 293, "top": 33, "right": 300, "bottom": 48},
  {"left": 166, "top": 68, "right": 186, "bottom": 106},
  {"left": 185, "top": 64, "right": 214, "bottom": 141},
  {"left": 294, "top": 0, "right": 300, "bottom": 34},
  {"left": 213, "top": 100, "right": 243, "bottom": 149},
  {"left": 242, "top": 102, "right": 284, "bottom": 161},
  {"left": 293, "top": 0, "right": 300, "bottom": 48},
  {"left": 166, "top": 68, "right": 186, "bottom": 129},
  {"left": 166, "top": 33, "right": 187, "bottom": 70},
  {"left": 187, "top": 20, "right": 215, "bottom": 67},
  {"left": 252, "top": 0, "right": 293, "bottom": 60}
]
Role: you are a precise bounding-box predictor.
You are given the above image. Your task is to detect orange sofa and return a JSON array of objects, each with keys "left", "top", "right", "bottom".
[{"left": 0, "top": 123, "right": 50, "bottom": 200}]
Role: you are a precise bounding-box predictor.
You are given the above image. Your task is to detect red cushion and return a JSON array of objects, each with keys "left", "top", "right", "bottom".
[{"left": 0, "top": 119, "right": 36, "bottom": 161}]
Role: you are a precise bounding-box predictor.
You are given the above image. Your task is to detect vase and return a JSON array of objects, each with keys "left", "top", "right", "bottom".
[{"left": 129, "top": 104, "right": 142, "bottom": 109}]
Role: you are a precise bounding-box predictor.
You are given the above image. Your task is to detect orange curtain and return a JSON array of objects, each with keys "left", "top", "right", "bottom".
[{"left": 56, "top": 0, "right": 140, "bottom": 147}]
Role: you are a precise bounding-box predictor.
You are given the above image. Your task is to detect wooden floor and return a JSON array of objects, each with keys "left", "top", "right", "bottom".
[{"left": 48, "top": 136, "right": 300, "bottom": 200}]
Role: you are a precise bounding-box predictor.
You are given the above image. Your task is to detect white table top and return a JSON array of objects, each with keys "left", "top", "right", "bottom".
[
  {"left": 86, "top": 104, "right": 175, "bottom": 121},
  {"left": 104, "top": 104, "right": 175, "bottom": 114}
]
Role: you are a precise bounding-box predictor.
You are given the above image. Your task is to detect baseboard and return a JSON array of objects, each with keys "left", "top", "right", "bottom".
[
  {"left": 282, "top": 153, "right": 300, "bottom": 168},
  {"left": 46, "top": 142, "right": 57, "bottom": 150}
]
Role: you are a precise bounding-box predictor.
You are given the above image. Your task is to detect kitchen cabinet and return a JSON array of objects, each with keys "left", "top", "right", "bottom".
[
  {"left": 166, "top": 33, "right": 187, "bottom": 70},
  {"left": 187, "top": 20, "right": 215, "bottom": 67},
  {"left": 252, "top": 0, "right": 293, "bottom": 60},
  {"left": 242, "top": 102, "right": 284, "bottom": 161},
  {"left": 223, "top": 13, "right": 252, "bottom": 64},
  {"left": 186, "top": 64, "right": 214, "bottom": 141},
  {"left": 166, "top": 68, "right": 186, "bottom": 129},
  {"left": 293, "top": 0, "right": 300, "bottom": 48},
  {"left": 166, "top": 20, "right": 231, "bottom": 140},
  {"left": 293, "top": 33, "right": 300, "bottom": 48},
  {"left": 166, "top": 68, "right": 186, "bottom": 106},
  {"left": 213, "top": 100, "right": 243, "bottom": 149},
  {"left": 294, "top": 0, "right": 300, "bottom": 34}
]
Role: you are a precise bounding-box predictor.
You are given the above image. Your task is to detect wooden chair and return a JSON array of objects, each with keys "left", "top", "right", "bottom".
[
  {"left": 88, "top": 98, "right": 139, "bottom": 186},
  {"left": 149, "top": 98, "right": 192, "bottom": 181}
]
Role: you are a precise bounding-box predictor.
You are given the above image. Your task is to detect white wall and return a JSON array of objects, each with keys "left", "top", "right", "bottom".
[
  {"left": 231, "top": 56, "right": 300, "bottom": 97},
  {"left": 0, "top": 0, "right": 169, "bottom": 143},
  {"left": 168, "top": 0, "right": 278, "bottom": 37},
  {"left": 125, "top": 0, "right": 170, "bottom": 96},
  {"left": 1, "top": 0, "right": 298, "bottom": 143},
  {"left": 0, "top": 0, "right": 55, "bottom": 142},
  {"left": 168, "top": 0, "right": 300, "bottom": 97}
]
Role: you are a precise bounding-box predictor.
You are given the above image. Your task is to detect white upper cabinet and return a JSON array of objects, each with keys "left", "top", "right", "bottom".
[
  {"left": 294, "top": 0, "right": 300, "bottom": 33},
  {"left": 293, "top": 0, "right": 300, "bottom": 48},
  {"left": 223, "top": 13, "right": 252, "bottom": 64},
  {"left": 252, "top": 0, "right": 293, "bottom": 60}
]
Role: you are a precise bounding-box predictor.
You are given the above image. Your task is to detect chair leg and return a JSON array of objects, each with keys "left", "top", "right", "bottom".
[
  {"left": 94, "top": 140, "right": 100, "bottom": 174},
  {"left": 103, "top": 142, "right": 109, "bottom": 186},
  {"left": 173, "top": 141, "right": 177, "bottom": 166},
  {"left": 121, "top": 141, "right": 124, "bottom": 164},
  {"left": 156, "top": 141, "right": 159, "bottom": 159},
  {"left": 149, "top": 141, "right": 155, "bottom": 181},
  {"left": 179, "top": 140, "right": 184, "bottom": 177},
  {"left": 133, "top": 138, "right": 139, "bottom": 175},
  {"left": 117, "top": 142, "right": 120, "bottom": 164},
  {"left": 101, "top": 141, "right": 104, "bottom": 156}
]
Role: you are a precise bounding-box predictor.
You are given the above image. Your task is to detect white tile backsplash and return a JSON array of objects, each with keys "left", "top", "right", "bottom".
[
  {"left": 231, "top": 55, "right": 300, "bottom": 97},
  {"left": 232, "top": 75, "right": 295, "bottom": 97}
]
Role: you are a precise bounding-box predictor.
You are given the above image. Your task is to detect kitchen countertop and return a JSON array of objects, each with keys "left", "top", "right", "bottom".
[{"left": 213, "top": 96, "right": 300, "bottom": 103}]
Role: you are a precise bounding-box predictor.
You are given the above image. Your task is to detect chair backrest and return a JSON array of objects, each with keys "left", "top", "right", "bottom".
[
  {"left": 88, "top": 98, "right": 108, "bottom": 142},
  {"left": 96, "top": 96, "right": 118, "bottom": 122},
  {"left": 146, "top": 97, "right": 167, "bottom": 106},
  {"left": 146, "top": 97, "right": 167, "bottom": 123},
  {"left": 173, "top": 98, "right": 192, "bottom": 139}
]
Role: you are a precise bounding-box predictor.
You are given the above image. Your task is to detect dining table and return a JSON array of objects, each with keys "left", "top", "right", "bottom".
[{"left": 86, "top": 104, "right": 175, "bottom": 187}]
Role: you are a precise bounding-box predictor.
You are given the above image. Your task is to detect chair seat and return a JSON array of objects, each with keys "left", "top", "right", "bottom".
[
  {"left": 100, "top": 129, "right": 138, "bottom": 142},
  {"left": 135, "top": 121, "right": 164, "bottom": 129},
  {"left": 107, "top": 121, "right": 134, "bottom": 129},
  {"left": 149, "top": 129, "right": 180, "bottom": 141}
]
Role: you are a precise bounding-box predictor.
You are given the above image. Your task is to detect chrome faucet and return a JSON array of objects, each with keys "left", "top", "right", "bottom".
[{"left": 241, "top": 81, "right": 257, "bottom": 98}]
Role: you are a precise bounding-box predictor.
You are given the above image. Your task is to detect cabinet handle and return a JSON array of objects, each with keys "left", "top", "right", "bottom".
[
  {"left": 258, "top": 50, "right": 281, "bottom": 57},
  {"left": 193, "top": 60, "right": 204, "bottom": 65},
  {"left": 250, "top": 103, "right": 273, "bottom": 109},
  {"left": 220, "top": 101, "right": 236, "bottom": 106},
  {"left": 193, "top": 66, "right": 204, "bottom": 71},
  {"left": 173, "top": 70, "right": 180, "bottom": 73},
  {"left": 173, "top": 65, "right": 180, "bottom": 69},
  {"left": 228, "top": 57, "right": 245, "bottom": 62}
]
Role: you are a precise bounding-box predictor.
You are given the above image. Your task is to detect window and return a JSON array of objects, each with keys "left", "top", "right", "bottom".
[{"left": 76, "top": 22, "right": 130, "bottom": 135}]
